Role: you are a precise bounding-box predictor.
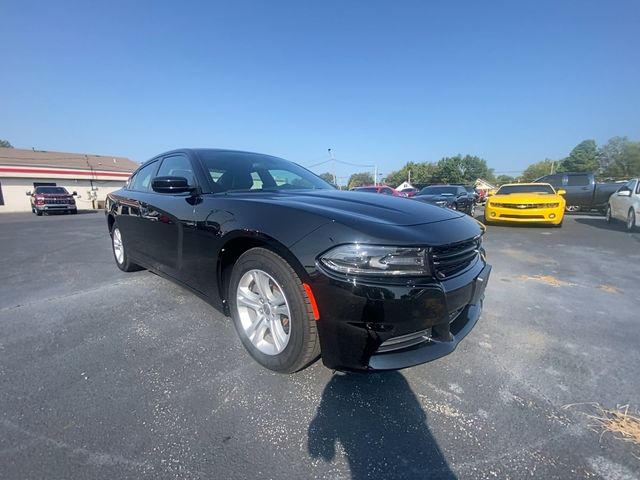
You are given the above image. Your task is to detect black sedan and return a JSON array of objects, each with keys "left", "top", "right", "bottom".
[
  {"left": 413, "top": 185, "right": 476, "bottom": 216},
  {"left": 106, "top": 149, "right": 491, "bottom": 372}
]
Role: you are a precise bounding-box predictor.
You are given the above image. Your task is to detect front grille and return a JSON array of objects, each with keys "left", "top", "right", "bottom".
[
  {"left": 431, "top": 237, "right": 480, "bottom": 279},
  {"left": 500, "top": 214, "right": 545, "bottom": 219},
  {"left": 44, "top": 198, "right": 68, "bottom": 204},
  {"left": 493, "top": 203, "right": 558, "bottom": 209}
]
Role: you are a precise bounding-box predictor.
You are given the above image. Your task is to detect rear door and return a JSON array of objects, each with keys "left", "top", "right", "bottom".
[
  {"left": 564, "top": 174, "right": 593, "bottom": 206},
  {"left": 115, "top": 160, "right": 160, "bottom": 264}
]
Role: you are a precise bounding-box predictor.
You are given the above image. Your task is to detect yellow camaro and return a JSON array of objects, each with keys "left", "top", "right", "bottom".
[{"left": 484, "top": 183, "right": 566, "bottom": 227}]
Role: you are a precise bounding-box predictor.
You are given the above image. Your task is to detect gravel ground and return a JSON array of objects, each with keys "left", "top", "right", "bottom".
[{"left": 0, "top": 209, "right": 639, "bottom": 480}]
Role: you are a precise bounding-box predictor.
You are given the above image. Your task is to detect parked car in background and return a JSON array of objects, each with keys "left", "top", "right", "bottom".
[
  {"left": 484, "top": 183, "right": 566, "bottom": 227},
  {"left": 106, "top": 149, "right": 491, "bottom": 373},
  {"left": 26, "top": 186, "right": 77, "bottom": 215},
  {"left": 398, "top": 187, "right": 419, "bottom": 197},
  {"left": 606, "top": 178, "right": 640, "bottom": 231},
  {"left": 350, "top": 185, "right": 405, "bottom": 196},
  {"left": 535, "top": 172, "right": 621, "bottom": 214},
  {"left": 413, "top": 185, "right": 475, "bottom": 216}
]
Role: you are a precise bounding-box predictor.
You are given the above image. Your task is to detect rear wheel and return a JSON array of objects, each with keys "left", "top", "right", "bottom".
[
  {"left": 565, "top": 205, "right": 580, "bottom": 213},
  {"left": 627, "top": 209, "right": 637, "bottom": 232},
  {"left": 605, "top": 205, "right": 612, "bottom": 223},
  {"left": 229, "top": 248, "right": 320, "bottom": 373},
  {"left": 111, "top": 222, "right": 142, "bottom": 272},
  {"left": 468, "top": 203, "right": 476, "bottom": 217}
]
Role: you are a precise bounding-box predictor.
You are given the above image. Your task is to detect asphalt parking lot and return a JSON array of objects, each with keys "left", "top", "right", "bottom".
[{"left": 1, "top": 209, "right": 639, "bottom": 479}]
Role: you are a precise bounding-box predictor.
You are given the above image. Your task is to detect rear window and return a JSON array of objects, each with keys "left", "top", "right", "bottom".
[
  {"left": 419, "top": 186, "right": 457, "bottom": 195},
  {"left": 566, "top": 174, "right": 590, "bottom": 186},
  {"left": 35, "top": 187, "right": 68, "bottom": 194}
]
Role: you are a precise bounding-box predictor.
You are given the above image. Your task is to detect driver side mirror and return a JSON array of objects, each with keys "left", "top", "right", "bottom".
[
  {"left": 617, "top": 188, "right": 632, "bottom": 197},
  {"left": 72, "top": 191, "right": 78, "bottom": 196},
  {"left": 26, "top": 191, "right": 32, "bottom": 196},
  {"left": 152, "top": 176, "right": 198, "bottom": 194},
  {"left": 557, "top": 189, "right": 566, "bottom": 195}
]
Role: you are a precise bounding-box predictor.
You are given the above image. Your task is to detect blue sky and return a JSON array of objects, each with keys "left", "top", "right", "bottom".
[{"left": 1, "top": 0, "right": 639, "bottom": 183}]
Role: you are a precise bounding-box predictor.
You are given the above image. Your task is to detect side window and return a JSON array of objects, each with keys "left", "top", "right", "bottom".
[
  {"left": 635, "top": 180, "right": 640, "bottom": 195},
  {"left": 566, "top": 174, "right": 590, "bottom": 186},
  {"left": 382, "top": 188, "right": 393, "bottom": 195},
  {"left": 130, "top": 162, "right": 158, "bottom": 192},
  {"left": 156, "top": 155, "right": 195, "bottom": 186}
]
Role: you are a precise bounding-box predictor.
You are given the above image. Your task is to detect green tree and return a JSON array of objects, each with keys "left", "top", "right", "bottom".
[
  {"left": 559, "top": 140, "right": 599, "bottom": 172},
  {"left": 432, "top": 155, "right": 492, "bottom": 184},
  {"left": 0, "top": 139, "right": 13, "bottom": 148},
  {"left": 604, "top": 141, "right": 640, "bottom": 179},
  {"left": 318, "top": 172, "right": 335, "bottom": 184},
  {"left": 347, "top": 171, "right": 374, "bottom": 189},
  {"left": 521, "top": 159, "right": 555, "bottom": 182},
  {"left": 495, "top": 175, "right": 515, "bottom": 185},
  {"left": 598, "top": 136, "right": 628, "bottom": 175},
  {"left": 384, "top": 161, "right": 438, "bottom": 187}
]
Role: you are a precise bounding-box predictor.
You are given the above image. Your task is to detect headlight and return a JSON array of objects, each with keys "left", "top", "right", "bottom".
[
  {"left": 435, "top": 200, "right": 448, "bottom": 206},
  {"left": 489, "top": 202, "right": 501, "bottom": 207},
  {"left": 543, "top": 203, "right": 559, "bottom": 208},
  {"left": 319, "top": 244, "right": 431, "bottom": 276}
]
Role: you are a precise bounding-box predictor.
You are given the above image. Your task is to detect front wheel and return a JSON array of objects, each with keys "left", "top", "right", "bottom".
[
  {"left": 627, "top": 209, "right": 637, "bottom": 232},
  {"left": 565, "top": 205, "right": 580, "bottom": 213},
  {"left": 605, "top": 205, "right": 612, "bottom": 223},
  {"left": 229, "top": 248, "right": 320, "bottom": 373}
]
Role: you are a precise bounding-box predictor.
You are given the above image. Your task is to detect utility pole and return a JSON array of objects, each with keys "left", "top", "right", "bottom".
[
  {"left": 408, "top": 170, "right": 411, "bottom": 184},
  {"left": 374, "top": 165, "right": 378, "bottom": 186},
  {"left": 328, "top": 148, "right": 337, "bottom": 186}
]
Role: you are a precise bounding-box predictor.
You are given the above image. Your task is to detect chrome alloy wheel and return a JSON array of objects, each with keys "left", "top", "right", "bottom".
[
  {"left": 236, "top": 269, "right": 291, "bottom": 355},
  {"left": 112, "top": 228, "right": 124, "bottom": 264},
  {"left": 628, "top": 210, "right": 636, "bottom": 231}
]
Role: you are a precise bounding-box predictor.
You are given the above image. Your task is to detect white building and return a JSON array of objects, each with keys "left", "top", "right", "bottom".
[{"left": 0, "top": 148, "right": 138, "bottom": 213}]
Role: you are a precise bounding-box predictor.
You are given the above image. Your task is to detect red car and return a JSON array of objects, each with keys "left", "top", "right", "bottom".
[
  {"left": 27, "top": 186, "right": 78, "bottom": 215},
  {"left": 350, "top": 185, "right": 406, "bottom": 196}
]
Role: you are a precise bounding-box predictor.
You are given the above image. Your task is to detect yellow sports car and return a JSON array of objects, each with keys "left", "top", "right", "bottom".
[{"left": 484, "top": 183, "right": 566, "bottom": 226}]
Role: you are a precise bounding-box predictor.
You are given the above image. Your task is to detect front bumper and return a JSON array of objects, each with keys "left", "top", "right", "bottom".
[
  {"left": 484, "top": 205, "right": 564, "bottom": 224},
  {"left": 310, "top": 258, "right": 491, "bottom": 371},
  {"left": 35, "top": 204, "right": 76, "bottom": 212}
]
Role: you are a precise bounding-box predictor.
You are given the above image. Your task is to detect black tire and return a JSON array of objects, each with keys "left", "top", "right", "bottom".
[
  {"left": 36, "top": 209, "right": 43, "bottom": 216},
  {"left": 71, "top": 209, "right": 78, "bottom": 215},
  {"left": 110, "top": 221, "right": 142, "bottom": 272},
  {"left": 451, "top": 202, "right": 458, "bottom": 211},
  {"left": 627, "top": 209, "right": 637, "bottom": 232},
  {"left": 605, "top": 205, "right": 612, "bottom": 223},
  {"left": 229, "top": 247, "right": 320, "bottom": 373},
  {"left": 468, "top": 203, "right": 476, "bottom": 217}
]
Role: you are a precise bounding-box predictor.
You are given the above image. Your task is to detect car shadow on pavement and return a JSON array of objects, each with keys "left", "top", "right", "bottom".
[
  {"left": 308, "top": 371, "right": 456, "bottom": 480},
  {"left": 574, "top": 218, "right": 630, "bottom": 232}
]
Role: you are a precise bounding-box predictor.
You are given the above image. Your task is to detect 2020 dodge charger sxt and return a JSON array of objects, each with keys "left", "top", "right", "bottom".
[{"left": 106, "top": 149, "right": 491, "bottom": 373}]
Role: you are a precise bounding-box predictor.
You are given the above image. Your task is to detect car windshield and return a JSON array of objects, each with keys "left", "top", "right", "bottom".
[
  {"left": 497, "top": 184, "right": 555, "bottom": 195},
  {"left": 36, "top": 187, "right": 68, "bottom": 194},
  {"left": 198, "top": 151, "right": 334, "bottom": 193},
  {"left": 418, "top": 186, "right": 457, "bottom": 195}
]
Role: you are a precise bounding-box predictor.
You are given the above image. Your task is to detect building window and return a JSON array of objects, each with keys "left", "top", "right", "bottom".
[{"left": 0, "top": 181, "right": 4, "bottom": 206}]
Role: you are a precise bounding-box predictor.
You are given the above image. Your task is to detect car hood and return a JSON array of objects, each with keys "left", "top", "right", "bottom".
[
  {"left": 224, "top": 189, "right": 465, "bottom": 226},
  {"left": 490, "top": 193, "right": 562, "bottom": 203}
]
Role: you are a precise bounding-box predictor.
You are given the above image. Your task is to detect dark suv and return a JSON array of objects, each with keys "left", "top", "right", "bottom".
[{"left": 27, "top": 186, "right": 78, "bottom": 215}]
